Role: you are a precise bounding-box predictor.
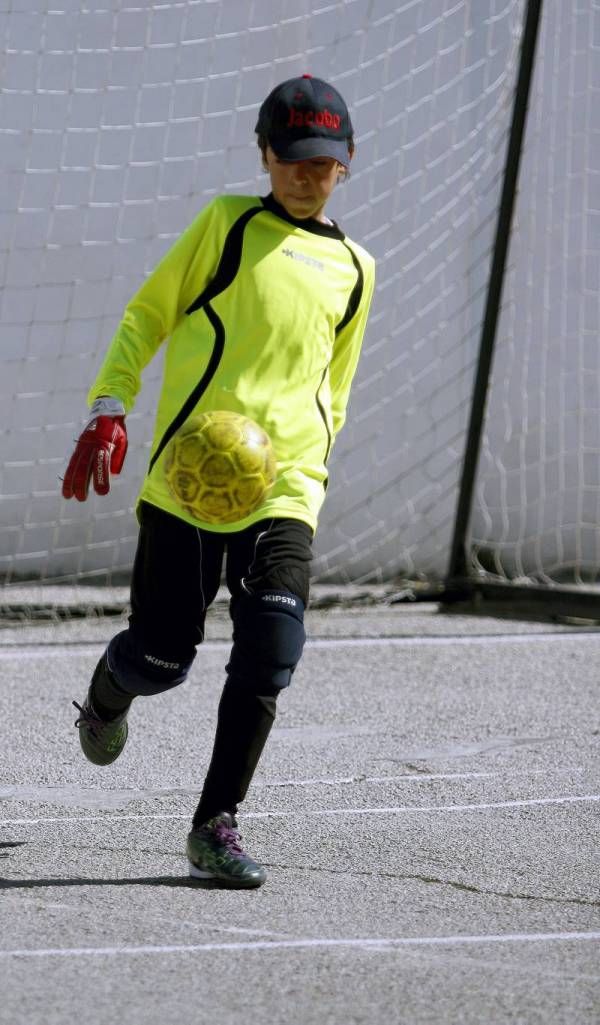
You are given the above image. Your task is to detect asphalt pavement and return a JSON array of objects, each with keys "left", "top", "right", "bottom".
[{"left": 0, "top": 600, "right": 598, "bottom": 1024}]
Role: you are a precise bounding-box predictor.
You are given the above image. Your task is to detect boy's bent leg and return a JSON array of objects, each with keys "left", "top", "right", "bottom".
[
  {"left": 107, "top": 502, "right": 221, "bottom": 696},
  {"left": 73, "top": 503, "right": 224, "bottom": 764}
]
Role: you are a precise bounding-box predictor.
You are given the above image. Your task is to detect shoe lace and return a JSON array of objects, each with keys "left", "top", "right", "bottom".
[
  {"left": 213, "top": 821, "right": 244, "bottom": 857},
  {"left": 72, "top": 700, "right": 103, "bottom": 733}
]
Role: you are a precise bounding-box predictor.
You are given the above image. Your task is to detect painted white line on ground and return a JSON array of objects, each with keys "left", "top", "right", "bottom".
[
  {"left": 1, "top": 630, "right": 600, "bottom": 660},
  {"left": 1, "top": 793, "right": 598, "bottom": 826},
  {"left": 247, "top": 794, "right": 600, "bottom": 818},
  {"left": 0, "top": 812, "right": 190, "bottom": 825},
  {"left": 257, "top": 769, "right": 553, "bottom": 788},
  {"left": 0, "top": 769, "right": 560, "bottom": 806},
  {"left": 1, "top": 931, "right": 598, "bottom": 960}
]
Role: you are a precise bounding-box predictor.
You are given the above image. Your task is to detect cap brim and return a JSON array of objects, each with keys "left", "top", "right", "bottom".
[{"left": 269, "top": 136, "right": 351, "bottom": 168}]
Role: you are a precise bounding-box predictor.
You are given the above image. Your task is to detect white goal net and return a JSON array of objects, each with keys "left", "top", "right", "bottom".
[
  {"left": 1, "top": 0, "right": 528, "bottom": 594},
  {"left": 467, "top": 1, "right": 600, "bottom": 590}
]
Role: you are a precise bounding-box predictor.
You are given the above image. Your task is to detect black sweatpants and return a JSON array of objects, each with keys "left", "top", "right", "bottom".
[{"left": 107, "top": 501, "right": 313, "bottom": 823}]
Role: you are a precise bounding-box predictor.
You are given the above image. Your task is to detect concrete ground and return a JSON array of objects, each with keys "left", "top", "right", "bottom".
[{"left": 0, "top": 598, "right": 598, "bottom": 1025}]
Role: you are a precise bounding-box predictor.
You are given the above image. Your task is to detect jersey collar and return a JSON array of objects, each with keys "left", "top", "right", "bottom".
[{"left": 261, "top": 193, "right": 345, "bottom": 240}]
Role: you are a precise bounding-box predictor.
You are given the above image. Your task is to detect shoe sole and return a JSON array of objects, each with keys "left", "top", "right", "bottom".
[{"left": 188, "top": 860, "right": 265, "bottom": 888}]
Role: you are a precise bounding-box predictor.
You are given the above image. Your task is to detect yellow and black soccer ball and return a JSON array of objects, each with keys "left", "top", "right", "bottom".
[{"left": 164, "top": 410, "right": 277, "bottom": 524}]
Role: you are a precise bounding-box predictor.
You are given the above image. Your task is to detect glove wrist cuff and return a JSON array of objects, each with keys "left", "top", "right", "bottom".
[{"left": 89, "top": 397, "right": 126, "bottom": 419}]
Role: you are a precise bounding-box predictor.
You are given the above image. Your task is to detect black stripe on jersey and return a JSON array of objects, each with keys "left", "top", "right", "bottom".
[
  {"left": 336, "top": 242, "right": 364, "bottom": 335},
  {"left": 148, "top": 303, "right": 224, "bottom": 473},
  {"left": 315, "top": 366, "right": 333, "bottom": 467},
  {"left": 148, "top": 206, "right": 263, "bottom": 475},
  {"left": 185, "top": 205, "right": 263, "bottom": 314}
]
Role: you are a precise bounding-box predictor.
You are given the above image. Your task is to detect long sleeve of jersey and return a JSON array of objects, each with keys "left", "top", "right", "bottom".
[
  {"left": 88, "top": 200, "right": 225, "bottom": 411},
  {"left": 87, "top": 192, "right": 375, "bottom": 533}
]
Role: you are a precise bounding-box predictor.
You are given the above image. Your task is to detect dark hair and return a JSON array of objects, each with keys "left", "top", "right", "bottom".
[{"left": 257, "top": 133, "right": 354, "bottom": 181}]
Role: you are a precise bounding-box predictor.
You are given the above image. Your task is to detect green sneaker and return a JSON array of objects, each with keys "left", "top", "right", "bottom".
[
  {"left": 187, "top": 813, "right": 266, "bottom": 888},
  {"left": 72, "top": 693, "right": 129, "bottom": 766}
]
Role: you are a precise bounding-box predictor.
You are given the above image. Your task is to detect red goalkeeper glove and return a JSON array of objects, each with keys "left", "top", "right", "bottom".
[{"left": 62, "top": 399, "right": 128, "bottom": 502}]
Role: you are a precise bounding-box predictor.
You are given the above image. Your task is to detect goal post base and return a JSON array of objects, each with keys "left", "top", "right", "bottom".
[{"left": 438, "top": 578, "right": 600, "bottom": 625}]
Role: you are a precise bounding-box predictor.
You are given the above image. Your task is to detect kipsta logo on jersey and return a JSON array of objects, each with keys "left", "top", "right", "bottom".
[{"left": 286, "top": 107, "right": 342, "bottom": 131}]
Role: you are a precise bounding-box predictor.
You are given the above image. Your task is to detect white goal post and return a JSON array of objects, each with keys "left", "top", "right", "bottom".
[{"left": 2, "top": 0, "right": 597, "bottom": 606}]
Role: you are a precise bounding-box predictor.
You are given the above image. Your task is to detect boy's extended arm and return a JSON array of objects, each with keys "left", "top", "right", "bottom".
[{"left": 63, "top": 200, "right": 223, "bottom": 501}]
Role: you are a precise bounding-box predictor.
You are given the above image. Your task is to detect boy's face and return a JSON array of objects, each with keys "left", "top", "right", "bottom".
[{"left": 264, "top": 145, "right": 345, "bottom": 223}]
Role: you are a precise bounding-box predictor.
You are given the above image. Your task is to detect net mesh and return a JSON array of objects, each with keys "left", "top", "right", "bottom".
[
  {"left": 1, "top": 0, "right": 525, "bottom": 599},
  {"left": 469, "top": 0, "right": 600, "bottom": 587}
]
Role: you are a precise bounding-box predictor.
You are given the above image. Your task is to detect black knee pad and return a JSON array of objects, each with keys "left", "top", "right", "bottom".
[
  {"left": 228, "top": 589, "right": 306, "bottom": 691},
  {"left": 108, "top": 629, "right": 195, "bottom": 696}
]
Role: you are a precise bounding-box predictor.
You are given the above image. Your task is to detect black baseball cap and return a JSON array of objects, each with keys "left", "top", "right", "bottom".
[{"left": 255, "top": 74, "right": 354, "bottom": 167}]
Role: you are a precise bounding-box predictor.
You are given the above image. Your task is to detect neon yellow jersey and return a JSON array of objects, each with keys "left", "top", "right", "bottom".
[{"left": 89, "top": 193, "right": 375, "bottom": 533}]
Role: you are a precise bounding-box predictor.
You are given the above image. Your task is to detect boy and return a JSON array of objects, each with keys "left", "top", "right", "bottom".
[{"left": 63, "top": 74, "right": 375, "bottom": 888}]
